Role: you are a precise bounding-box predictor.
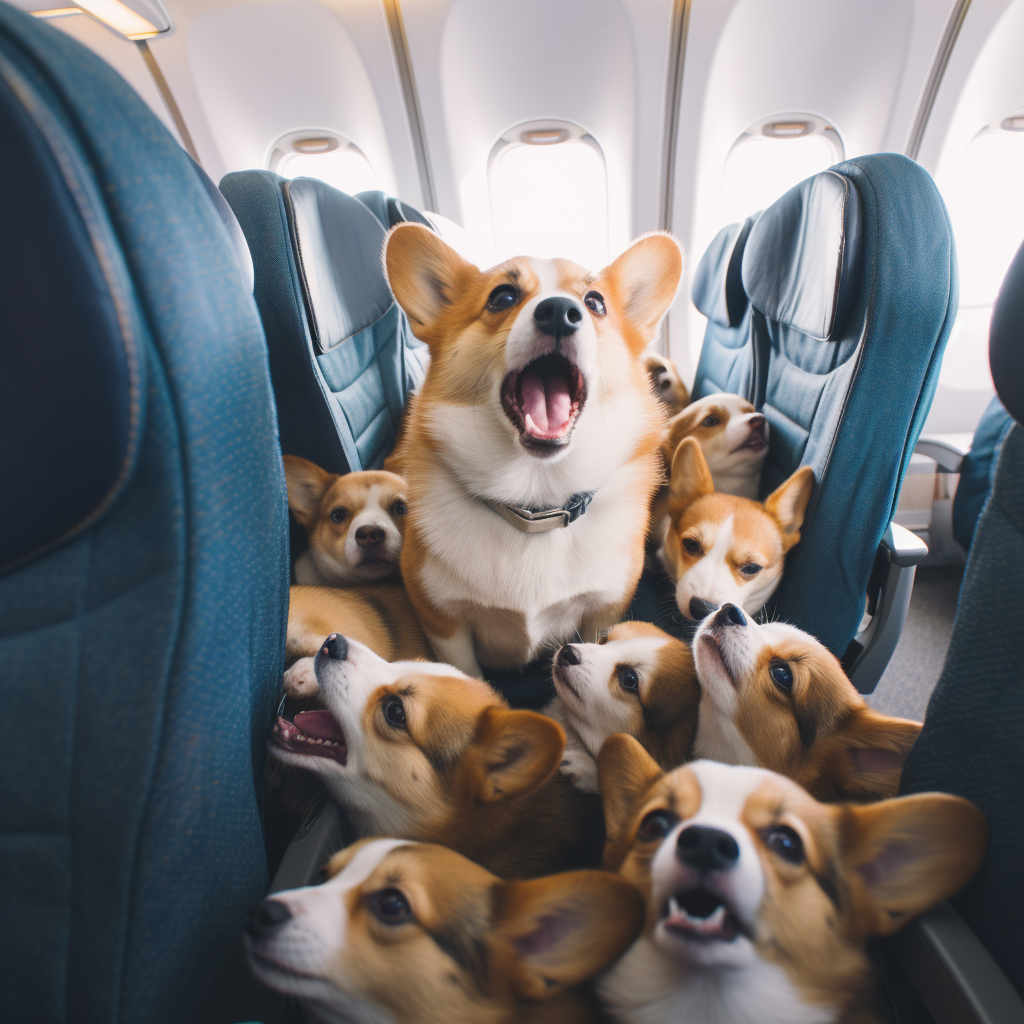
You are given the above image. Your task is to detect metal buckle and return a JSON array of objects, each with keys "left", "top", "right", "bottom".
[{"left": 486, "top": 501, "right": 571, "bottom": 533}]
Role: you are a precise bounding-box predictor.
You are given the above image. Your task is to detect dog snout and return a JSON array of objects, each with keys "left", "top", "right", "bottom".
[
  {"left": 534, "top": 296, "right": 583, "bottom": 339},
  {"left": 246, "top": 898, "right": 292, "bottom": 939},
  {"left": 712, "top": 604, "right": 746, "bottom": 629},
  {"left": 676, "top": 826, "right": 740, "bottom": 874},
  {"left": 556, "top": 644, "right": 581, "bottom": 668},
  {"left": 748, "top": 413, "right": 766, "bottom": 437},
  {"left": 689, "top": 597, "right": 720, "bottom": 621},
  {"left": 321, "top": 633, "right": 349, "bottom": 661},
  {"left": 355, "top": 524, "right": 386, "bottom": 548}
]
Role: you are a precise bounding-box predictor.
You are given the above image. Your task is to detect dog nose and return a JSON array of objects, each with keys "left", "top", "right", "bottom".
[
  {"left": 748, "top": 413, "right": 766, "bottom": 435},
  {"left": 676, "top": 826, "right": 740, "bottom": 874},
  {"left": 689, "top": 597, "right": 719, "bottom": 620},
  {"left": 713, "top": 603, "right": 746, "bottom": 628},
  {"left": 355, "top": 524, "right": 385, "bottom": 548},
  {"left": 557, "top": 644, "right": 581, "bottom": 668},
  {"left": 534, "top": 296, "right": 583, "bottom": 339},
  {"left": 321, "top": 633, "right": 348, "bottom": 661},
  {"left": 245, "top": 899, "right": 292, "bottom": 938}
]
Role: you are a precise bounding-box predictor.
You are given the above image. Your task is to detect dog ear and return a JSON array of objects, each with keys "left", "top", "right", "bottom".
[
  {"left": 465, "top": 707, "right": 565, "bottom": 803},
  {"left": 823, "top": 707, "right": 923, "bottom": 801},
  {"left": 840, "top": 793, "right": 986, "bottom": 936},
  {"left": 764, "top": 465, "right": 814, "bottom": 551},
  {"left": 492, "top": 870, "right": 646, "bottom": 999},
  {"left": 669, "top": 437, "right": 715, "bottom": 505},
  {"left": 599, "top": 232, "right": 684, "bottom": 355},
  {"left": 598, "top": 734, "right": 664, "bottom": 854},
  {"left": 383, "top": 223, "right": 478, "bottom": 348},
  {"left": 283, "top": 455, "right": 335, "bottom": 528}
]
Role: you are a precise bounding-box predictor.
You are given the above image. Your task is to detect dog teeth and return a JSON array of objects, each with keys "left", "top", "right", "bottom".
[{"left": 668, "top": 896, "right": 682, "bottom": 918}]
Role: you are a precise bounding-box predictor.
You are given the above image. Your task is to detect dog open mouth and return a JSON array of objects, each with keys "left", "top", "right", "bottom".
[
  {"left": 501, "top": 353, "right": 587, "bottom": 451},
  {"left": 662, "top": 887, "right": 744, "bottom": 943},
  {"left": 271, "top": 707, "right": 347, "bottom": 765}
]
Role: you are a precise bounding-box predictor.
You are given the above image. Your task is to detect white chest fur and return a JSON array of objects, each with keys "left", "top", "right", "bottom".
[{"left": 693, "top": 694, "right": 760, "bottom": 767}]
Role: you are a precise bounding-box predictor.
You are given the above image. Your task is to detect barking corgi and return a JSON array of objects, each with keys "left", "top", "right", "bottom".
[
  {"left": 644, "top": 352, "right": 690, "bottom": 414},
  {"left": 662, "top": 438, "right": 813, "bottom": 621},
  {"left": 269, "top": 634, "right": 605, "bottom": 877},
  {"left": 284, "top": 456, "right": 408, "bottom": 586},
  {"left": 246, "top": 839, "right": 645, "bottom": 1024},
  {"left": 692, "top": 604, "right": 922, "bottom": 801},
  {"left": 596, "top": 739, "right": 986, "bottom": 1024},
  {"left": 547, "top": 621, "right": 699, "bottom": 793},
  {"left": 383, "top": 225, "right": 682, "bottom": 677}
]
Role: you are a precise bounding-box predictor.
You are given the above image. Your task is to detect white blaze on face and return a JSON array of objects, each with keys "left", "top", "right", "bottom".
[{"left": 343, "top": 484, "right": 403, "bottom": 569}]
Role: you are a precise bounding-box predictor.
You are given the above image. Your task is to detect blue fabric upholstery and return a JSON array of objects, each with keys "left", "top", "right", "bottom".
[
  {"left": 0, "top": 5, "right": 289, "bottom": 1022},
  {"left": 220, "top": 171, "right": 428, "bottom": 475}
]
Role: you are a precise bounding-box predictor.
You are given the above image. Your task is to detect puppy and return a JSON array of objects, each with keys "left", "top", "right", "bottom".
[
  {"left": 284, "top": 455, "right": 408, "bottom": 586},
  {"left": 269, "top": 634, "right": 605, "bottom": 878},
  {"left": 662, "top": 438, "right": 813, "bottom": 621},
  {"left": 547, "top": 621, "right": 699, "bottom": 793},
  {"left": 246, "top": 838, "right": 645, "bottom": 1024},
  {"left": 597, "top": 738, "right": 986, "bottom": 1024},
  {"left": 284, "top": 584, "right": 433, "bottom": 700},
  {"left": 692, "top": 604, "right": 922, "bottom": 801},
  {"left": 644, "top": 352, "right": 689, "bottom": 414},
  {"left": 384, "top": 225, "right": 682, "bottom": 677}
]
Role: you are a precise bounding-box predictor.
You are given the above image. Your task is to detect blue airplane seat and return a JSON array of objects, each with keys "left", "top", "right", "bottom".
[
  {"left": 689, "top": 213, "right": 758, "bottom": 400},
  {"left": 219, "top": 172, "right": 430, "bottom": 477},
  {"left": 742, "top": 155, "right": 958, "bottom": 661},
  {"left": 0, "top": 4, "right": 289, "bottom": 1022}
]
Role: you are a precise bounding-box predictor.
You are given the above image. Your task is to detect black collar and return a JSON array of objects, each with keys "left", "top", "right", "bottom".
[{"left": 484, "top": 491, "right": 595, "bottom": 533}]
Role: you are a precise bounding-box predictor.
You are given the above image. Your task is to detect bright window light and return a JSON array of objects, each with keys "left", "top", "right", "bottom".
[
  {"left": 279, "top": 148, "right": 378, "bottom": 197},
  {"left": 719, "top": 134, "right": 836, "bottom": 226},
  {"left": 489, "top": 139, "right": 609, "bottom": 269}
]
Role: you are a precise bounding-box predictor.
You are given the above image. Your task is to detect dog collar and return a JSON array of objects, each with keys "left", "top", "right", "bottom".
[{"left": 485, "top": 491, "right": 595, "bottom": 533}]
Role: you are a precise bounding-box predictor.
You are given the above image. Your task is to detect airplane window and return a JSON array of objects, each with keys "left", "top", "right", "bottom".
[{"left": 277, "top": 146, "right": 379, "bottom": 197}]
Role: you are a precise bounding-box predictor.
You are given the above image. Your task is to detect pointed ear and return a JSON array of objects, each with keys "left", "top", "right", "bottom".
[
  {"left": 764, "top": 465, "right": 814, "bottom": 551},
  {"left": 464, "top": 707, "right": 565, "bottom": 803},
  {"left": 492, "top": 871, "right": 645, "bottom": 999},
  {"left": 826, "top": 706, "right": 922, "bottom": 800},
  {"left": 597, "top": 734, "right": 664, "bottom": 849},
  {"left": 842, "top": 793, "right": 987, "bottom": 936},
  {"left": 600, "top": 232, "right": 684, "bottom": 355},
  {"left": 283, "top": 455, "right": 335, "bottom": 528},
  {"left": 669, "top": 437, "right": 715, "bottom": 505},
  {"left": 383, "top": 223, "right": 478, "bottom": 348}
]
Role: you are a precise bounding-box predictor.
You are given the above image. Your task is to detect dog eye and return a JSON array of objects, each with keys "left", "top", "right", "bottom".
[
  {"left": 769, "top": 659, "right": 793, "bottom": 691},
  {"left": 739, "top": 563, "right": 762, "bottom": 577},
  {"left": 329, "top": 507, "right": 349, "bottom": 524},
  {"left": 597, "top": 633, "right": 609, "bottom": 645},
  {"left": 382, "top": 696, "right": 407, "bottom": 728},
  {"left": 616, "top": 665, "right": 639, "bottom": 693},
  {"left": 682, "top": 537, "right": 702, "bottom": 556},
  {"left": 764, "top": 825, "right": 804, "bottom": 864},
  {"left": 391, "top": 500, "right": 408, "bottom": 517},
  {"left": 370, "top": 888, "right": 414, "bottom": 925},
  {"left": 584, "top": 290, "right": 606, "bottom": 316},
  {"left": 486, "top": 284, "right": 518, "bottom": 312},
  {"left": 701, "top": 415, "right": 720, "bottom": 428},
  {"left": 638, "top": 809, "right": 679, "bottom": 842}
]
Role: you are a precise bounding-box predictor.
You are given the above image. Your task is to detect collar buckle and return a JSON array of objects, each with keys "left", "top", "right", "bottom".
[{"left": 485, "top": 491, "right": 595, "bottom": 534}]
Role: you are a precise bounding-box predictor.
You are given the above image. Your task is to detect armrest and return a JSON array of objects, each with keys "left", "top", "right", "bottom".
[
  {"left": 880, "top": 521, "right": 928, "bottom": 567},
  {"left": 268, "top": 792, "right": 352, "bottom": 894},
  {"left": 915, "top": 433, "right": 972, "bottom": 473}
]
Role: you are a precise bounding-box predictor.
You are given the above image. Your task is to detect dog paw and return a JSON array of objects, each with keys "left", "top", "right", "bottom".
[
  {"left": 283, "top": 658, "right": 318, "bottom": 700},
  {"left": 559, "top": 749, "right": 600, "bottom": 793}
]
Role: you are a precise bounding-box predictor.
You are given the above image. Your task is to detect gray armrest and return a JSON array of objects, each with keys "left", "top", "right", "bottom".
[
  {"left": 268, "top": 793, "right": 352, "bottom": 894},
  {"left": 915, "top": 434, "right": 972, "bottom": 473},
  {"left": 888, "top": 902, "right": 1024, "bottom": 1024},
  {"left": 881, "top": 520, "right": 929, "bottom": 567}
]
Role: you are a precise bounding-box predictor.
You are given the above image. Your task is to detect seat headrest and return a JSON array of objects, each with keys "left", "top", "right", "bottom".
[
  {"left": 283, "top": 178, "right": 394, "bottom": 353},
  {"left": 188, "top": 155, "right": 254, "bottom": 292},
  {"left": 989, "top": 237, "right": 1024, "bottom": 426},
  {"left": 741, "top": 170, "right": 860, "bottom": 341},
  {"left": 691, "top": 215, "right": 756, "bottom": 327}
]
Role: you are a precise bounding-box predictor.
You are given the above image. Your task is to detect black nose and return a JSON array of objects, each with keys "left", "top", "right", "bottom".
[
  {"left": 689, "top": 597, "right": 719, "bottom": 620},
  {"left": 676, "top": 826, "right": 740, "bottom": 874},
  {"left": 557, "top": 644, "right": 581, "bottom": 668},
  {"left": 245, "top": 898, "right": 292, "bottom": 938},
  {"left": 355, "top": 524, "right": 385, "bottom": 548},
  {"left": 712, "top": 603, "right": 746, "bottom": 628},
  {"left": 321, "top": 633, "right": 348, "bottom": 661},
  {"left": 534, "top": 296, "right": 583, "bottom": 339}
]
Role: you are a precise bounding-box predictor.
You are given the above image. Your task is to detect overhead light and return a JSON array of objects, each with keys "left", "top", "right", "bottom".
[
  {"left": 293, "top": 137, "right": 340, "bottom": 155},
  {"left": 30, "top": 7, "right": 81, "bottom": 18},
  {"left": 74, "top": 0, "right": 170, "bottom": 39},
  {"left": 763, "top": 121, "right": 812, "bottom": 139},
  {"left": 1001, "top": 116, "right": 1024, "bottom": 132},
  {"left": 520, "top": 128, "right": 569, "bottom": 146}
]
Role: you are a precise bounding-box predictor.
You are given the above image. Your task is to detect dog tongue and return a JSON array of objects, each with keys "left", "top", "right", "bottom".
[
  {"left": 293, "top": 710, "right": 345, "bottom": 742},
  {"left": 520, "top": 368, "right": 571, "bottom": 435}
]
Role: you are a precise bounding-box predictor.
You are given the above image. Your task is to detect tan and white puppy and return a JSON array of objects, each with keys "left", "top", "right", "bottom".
[
  {"left": 547, "top": 621, "right": 699, "bottom": 793},
  {"left": 597, "top": 739, "right": 986, "bottom": 1024},
  {"left": 384, "top": 225, "right": 682, "bottom": 677},
  {"left": 692, "top": 604, "right": 922, "bottom": 802},
  {"left": 284, "top": 456, "right": 408, "bottom": 586},
  {"left": 662, "top": 438, "right": 814, "bottom": 621},
  {"left": 246, "top": 838, "right": 645, "bottom": 1024},
  {"left": 644, "top": 352, "right": 690, "bottom": 415},
  {"left": 269, "top": 634, "right": 604, "bottom": 878}
]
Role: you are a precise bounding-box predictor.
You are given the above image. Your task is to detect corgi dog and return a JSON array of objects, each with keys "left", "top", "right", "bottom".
[
  {"left": 246, "top": 839, "right": 645, "bottom": 1024},
  {"left": 547, "top": 621, "right": 700, "bottom": 793},
  {"left": 284, "top": 584, "right": 433, "bottom": 700},
  {"left": 692, "top": 603, "right": 922, "bottom": 801},
  {"left": 284, "top": 455, "right": 408, "bottom": 586},
  {"left": 661, "top": 437, "right": 814, "bottom": 621},
  {"left": 383, "top": 224, "right": 682, "bottom": 677},
  {"left": 596, "top": 738, "right": 986, "bottom": 1024},
  {"left": 644, "top": 352, "right": 690, "bottom": 414},
  {"left": 269, "top": 633, "right": 605, "bottom": 878}
]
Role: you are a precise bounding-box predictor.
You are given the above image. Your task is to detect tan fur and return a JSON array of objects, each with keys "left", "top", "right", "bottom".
[{"left": 644, "top": 352, "right": 690, "bottom": 414}]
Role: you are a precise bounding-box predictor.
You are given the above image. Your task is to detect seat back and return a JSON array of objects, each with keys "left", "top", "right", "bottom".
[
  {"left": 0, "top": 6, "right": 289, "bottom": 1021},
  {"left": 741, "top": 155, "right": 957, "bottom": 657},
  {"left": 689, "top": 214, "right": 758, "bottom": 400},
  {"left": 220, "top": 172, "right": 429, "bottom": 476},
  {"left": 900, "top": 237, "right": 1024, "bottom": 998}
]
